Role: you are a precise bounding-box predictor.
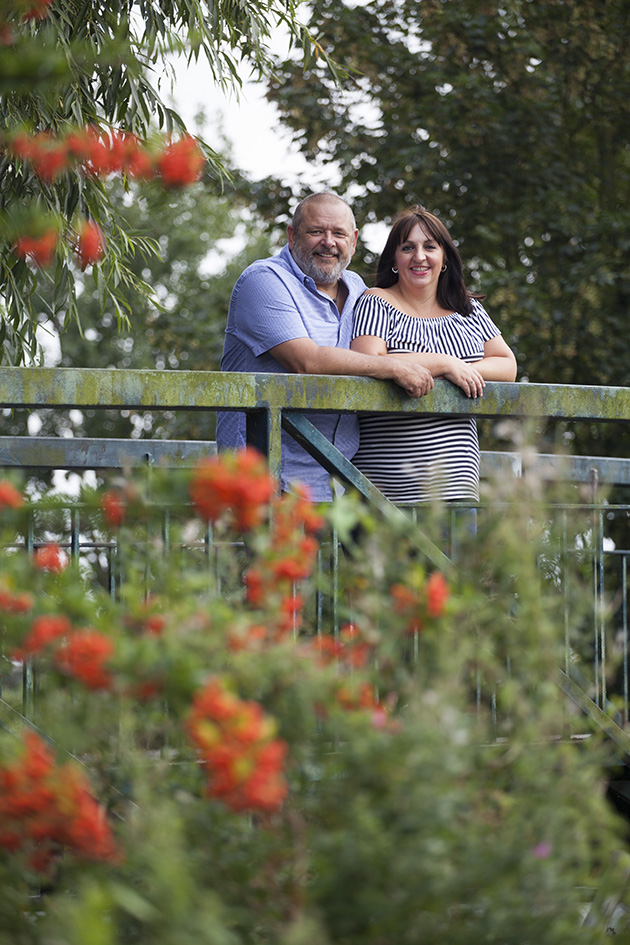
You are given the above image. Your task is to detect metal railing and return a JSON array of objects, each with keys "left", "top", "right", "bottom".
[{"left": 1, "top": 368, "right": 630, "bottom": 753}]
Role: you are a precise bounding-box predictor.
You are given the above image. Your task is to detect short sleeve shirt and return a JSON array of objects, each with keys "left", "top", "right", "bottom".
[{"left": 216, "top": 244, "right": 367, "bottom": 500}]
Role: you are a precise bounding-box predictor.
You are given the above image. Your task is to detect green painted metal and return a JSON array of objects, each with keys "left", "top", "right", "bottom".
[
  {"left": 282, "top": 413, "right": 453, "bottom": 571},
  {"left": 0, "top": 368, "right": 630, "bottom": 422},
  {"left": 1, "top": 367, "right": 630, "bottom": 753}
]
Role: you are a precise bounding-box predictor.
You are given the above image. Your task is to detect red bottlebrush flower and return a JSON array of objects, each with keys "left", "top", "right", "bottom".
[
  {"left": 186, "top": 679, "right": 287, "bottom": 814},
  {"left": 54, "top": 629, "right": 114, "bottom": 690},
  {"left": 33, "top": 543, "right": 68, "bottom": 572},
  {"left": 0, "top": 732, "right": 119, "bottom": 871},
  {"left": 125, "top": 145, "right": 155, "bottom": 180},
  {"left": 12, "top": 614, "right": 72, "bottom": 660},
  {"left": 64, "top": 129, "right": 91, "bottom": 160},
  {"left": 156, "top": 135, "right": 205, "bottom": 187},
  {"left": 21, "top": 0, "right": 55, "bottom": 19},
  {"left": 390, "top": 582, "right": 423, "bottom": 635},
  {"left": 243, "top": 567, "right": 265, "bottom": 606},
  {"left": 0, "top": 479, "right": 23, "bottom": 508},
  {"left": 76, "top": 219, "right": 105, "bottom": 269},
  {"left": 25, "top": 133, "right": 69, "bottom": 182},
  {"left": 426, "top": 571, "right": 450, "bottom": 618},
  {"left": 228, "top": 623, "right": 269, "bottom": 651},
  {"left": 190, "top": 447, "right": 275, "bottom": 531},
  {"left": 100, "top": 489, "right": 126, "bottom": 527},
  {"left": 336, "top": 680, "right": 380, "bottom": 713},
  {"left": 14, "top": 229, "right": 59, "bottom": 267},
  {"left": 82, "top": 128, "right": 116, "bottom": 176},
  {"left": 0, "top": 586, "right": 33, "bottom": 614}
]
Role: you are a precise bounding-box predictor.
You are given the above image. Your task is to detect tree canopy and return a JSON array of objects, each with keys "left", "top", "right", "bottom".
[
  {"left": 0, "top": 0, "right": 338, "bottom": 364},
  {"left": 267, "top": 0, "right": 630, "bottom": 403}
]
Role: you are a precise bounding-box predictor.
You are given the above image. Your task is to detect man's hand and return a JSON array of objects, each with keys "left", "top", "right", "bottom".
[{"left": 386, "top": 358, "right": 434, "bottom": 398}]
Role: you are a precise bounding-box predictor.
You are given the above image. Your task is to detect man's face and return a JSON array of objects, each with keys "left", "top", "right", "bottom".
[{"left": 288, "top": 199, "right": 358, "bottom": 286}]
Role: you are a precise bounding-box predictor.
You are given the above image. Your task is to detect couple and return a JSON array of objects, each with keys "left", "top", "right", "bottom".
[{"left": 216, "top": 192, "right": 517, "bottom": 505}]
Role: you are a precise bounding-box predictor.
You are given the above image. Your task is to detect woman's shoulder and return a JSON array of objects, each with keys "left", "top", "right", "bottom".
[{"left": 358, "top": 288, "right": 396, "bottom": 306}]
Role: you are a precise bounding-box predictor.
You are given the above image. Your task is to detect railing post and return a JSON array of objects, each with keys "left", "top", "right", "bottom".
[{"left": 246, "top": 406, "right": 283, "bottom": 488}]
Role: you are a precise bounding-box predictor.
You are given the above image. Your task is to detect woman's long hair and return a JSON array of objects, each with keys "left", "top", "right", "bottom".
[{"left": 375, "top": 206, "right": 478, "bottom": 316}]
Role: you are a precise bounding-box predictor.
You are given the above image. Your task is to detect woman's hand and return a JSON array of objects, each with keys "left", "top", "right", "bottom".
[{"left": 439, "top": 357, "right": 486, "bottom": 398}]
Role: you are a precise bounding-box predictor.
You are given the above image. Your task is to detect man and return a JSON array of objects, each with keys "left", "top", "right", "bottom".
[{"left": 216, "top": 192, "right": 433, "bottom": 500}]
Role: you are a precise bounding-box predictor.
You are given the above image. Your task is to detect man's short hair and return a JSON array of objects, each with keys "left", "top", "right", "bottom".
[{"left": 291, "top": 192, "right": 356, "bottom": 234}]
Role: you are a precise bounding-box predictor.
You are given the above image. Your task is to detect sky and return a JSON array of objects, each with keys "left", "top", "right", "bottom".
[
  {"left": 166, "top": 56, "right": 389, "bottom": 253},
  {"left": 166, "top": 57, "right": 332, "bottom": 189}
]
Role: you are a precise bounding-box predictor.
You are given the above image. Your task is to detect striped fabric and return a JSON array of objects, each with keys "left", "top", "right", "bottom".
[{"left": 351, "top": 295, "right": 500, "bottom": 504}]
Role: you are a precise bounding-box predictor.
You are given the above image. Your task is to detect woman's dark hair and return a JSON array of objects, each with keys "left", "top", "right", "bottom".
[{"left": 376, "top": 205, "right": 477, "bottom": 316}]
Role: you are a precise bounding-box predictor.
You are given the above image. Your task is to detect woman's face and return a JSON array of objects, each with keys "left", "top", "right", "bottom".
[{"left": 393, "top": 223, "right": 445, "bottom": 296}]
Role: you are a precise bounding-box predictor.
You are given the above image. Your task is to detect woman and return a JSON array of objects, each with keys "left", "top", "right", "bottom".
[{"left": 350, "top": 206, "right": 517, "bottom": 504}]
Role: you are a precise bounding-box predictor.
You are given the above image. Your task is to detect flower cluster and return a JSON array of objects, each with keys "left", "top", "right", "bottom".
[
  {"left": 13, "top": 228, "right": 59, "bottom": 267},
  {"left": 0, "top": 585, "right": 33, "bottom": 613},
  {"left": 33, "top": 542, "right": 68, "bottom": 572},
  {"left": 240, "top": 485, "right": 324, "bottom": 642},
  {"left": 5, "top": 127, "right": 206, "bottom": 266},
  {"left": 76, "top": 219, "right": 105, "bottom": 269},
  {"left": 100, "top": 488, "right": 127, "bottom": 528},
  {"left": 189, "top": 447, "right": 276, "bottom": 531},
  {"left": 185, "top": 679, "right": 288, "bottom": 814},
  {"left": 12, "top": 615, "right": 114, "bottom": 691},
  {"left": 0, "top": 479, "right": 23, "bottom": 509},
  {"left": 7, "top": 127, "right": 205, "bottom": 186},
  {"left": 304, "top": 623, "right": 373, "bottom": 670},
  {"left": 1, "top": 0, "right": 55, "bottom": 29},
  {"left": 390, "top": 570, "right": 450, "bottom": 635},
  {"left": 20, "top": 0, "right": 55, "bottom": 18},
  {"left": 0, "top": 732, "right": 119, "bottom": 874}
]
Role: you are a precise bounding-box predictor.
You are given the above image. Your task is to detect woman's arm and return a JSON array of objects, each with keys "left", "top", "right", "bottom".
[
  {"left": 350, "top": 334, "right": 517, "bottom": 398},
  {"left": 474, "top": 335, "right": 518, "bottom": 382}
]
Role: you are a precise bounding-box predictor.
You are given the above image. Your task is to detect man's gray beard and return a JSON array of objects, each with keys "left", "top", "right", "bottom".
[{"left": 291, "top": 243, "right": 349, "bottom": 285}]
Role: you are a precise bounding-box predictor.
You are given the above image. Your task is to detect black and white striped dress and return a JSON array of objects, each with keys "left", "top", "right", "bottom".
[{"left": 351, "top": 295, "right": 501, "bottom": 504}]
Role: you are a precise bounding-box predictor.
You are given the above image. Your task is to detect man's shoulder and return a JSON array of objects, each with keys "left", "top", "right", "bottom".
[{"left": 238, "top": 245, "right": 295, "bottom": 283}]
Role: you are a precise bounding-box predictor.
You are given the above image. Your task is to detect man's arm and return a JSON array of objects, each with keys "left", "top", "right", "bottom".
[{"left": 269, "top": 338, "right": 434, "bottom": 398}]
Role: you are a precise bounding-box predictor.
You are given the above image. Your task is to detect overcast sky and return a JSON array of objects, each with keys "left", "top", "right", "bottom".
[{"left": 166, "top": 57, "right": 332, "bottom": 189}]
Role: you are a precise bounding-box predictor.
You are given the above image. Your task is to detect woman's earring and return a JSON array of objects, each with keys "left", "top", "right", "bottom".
[
  {"left": 441, "top": 264, "right": 448, "bottom": 272},
  {"left": 392, "top": 267, "right": 398, "bottom": 273}
]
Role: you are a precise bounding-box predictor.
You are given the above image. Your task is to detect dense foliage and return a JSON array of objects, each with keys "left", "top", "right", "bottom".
[
  {"left": 1, "top": 451, "right": 630, "bottom": 943},
  {"left": 267, "top": 0, "right": 630, "bottom": 403},
  {"left": 0, "top": 0, "right": 338, "bottom": 363}
]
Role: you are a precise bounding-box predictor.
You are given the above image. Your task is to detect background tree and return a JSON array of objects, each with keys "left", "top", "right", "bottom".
[
  {"left": 5, "top": 163, "right": 280, "bottom": 446},
  {"left": 266, "top": 0, "right": 630, "bottom": 456},
  {"left": 0, "top": 0, "right": 340, "bottom": 364}
]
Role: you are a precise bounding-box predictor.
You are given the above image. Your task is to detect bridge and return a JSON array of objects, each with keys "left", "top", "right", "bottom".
[{"left": 1, "top": 367, "right": 630, "bottom": 804}]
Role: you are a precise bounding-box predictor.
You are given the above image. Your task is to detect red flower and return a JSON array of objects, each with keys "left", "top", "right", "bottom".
[
  {"left": 0, "top": 480, "right": 23, "bottom": 508},
  {"left": 125, "top": 145, "right": 155, "bottom": 179},
  {"left": 11, "top": 132, "right": 68, "bottom": 181},
  {"left": 14, "top": 229, "right": 59, "bottom": 267},
  {"left": 186, "top": 679, "right": 287, "bottom": 814},
  {"left": 54, "top": 629, "right": 114, "bottom": 690},
  {"left": 0, "top": 587, "right": 33, "bottom": 614},
  {"left": 21, "top": 0, "right": 55, "bottom": 19},
  {"left": 390, "top": 582, "right": 423, "bottom": 635},
  {"left": 156, "top": 135, "right": 205, "bottom": 187},
  {"left": 426, "top": 571, "right": 450, "bottom": 618},
  {"left": 0, "top": 732, "right": 119, "bottom": 872},
  {"left": 100, "top": 489, "right": 126, "bottom": 527},
  {"left": 33, "top": 543, "right": 68, "bottom": 572},
  {"left": 12, "top": 614, "right": 72, "bottom": 660},
  {"left": 76, "top": 219, "right": 105, "bottom": 269},
  {"left": 190, "top": 447, "right": 275, "bottom": 531}
]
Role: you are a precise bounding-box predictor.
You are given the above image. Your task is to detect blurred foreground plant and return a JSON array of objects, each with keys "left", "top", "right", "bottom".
[{"left": 0, "top": 449, "right": 630, "bottom": 944}]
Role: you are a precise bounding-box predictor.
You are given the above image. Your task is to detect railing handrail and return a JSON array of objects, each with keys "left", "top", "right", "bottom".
[{"left": 1, "top": 367, "right": 630, "bottom": 421}]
